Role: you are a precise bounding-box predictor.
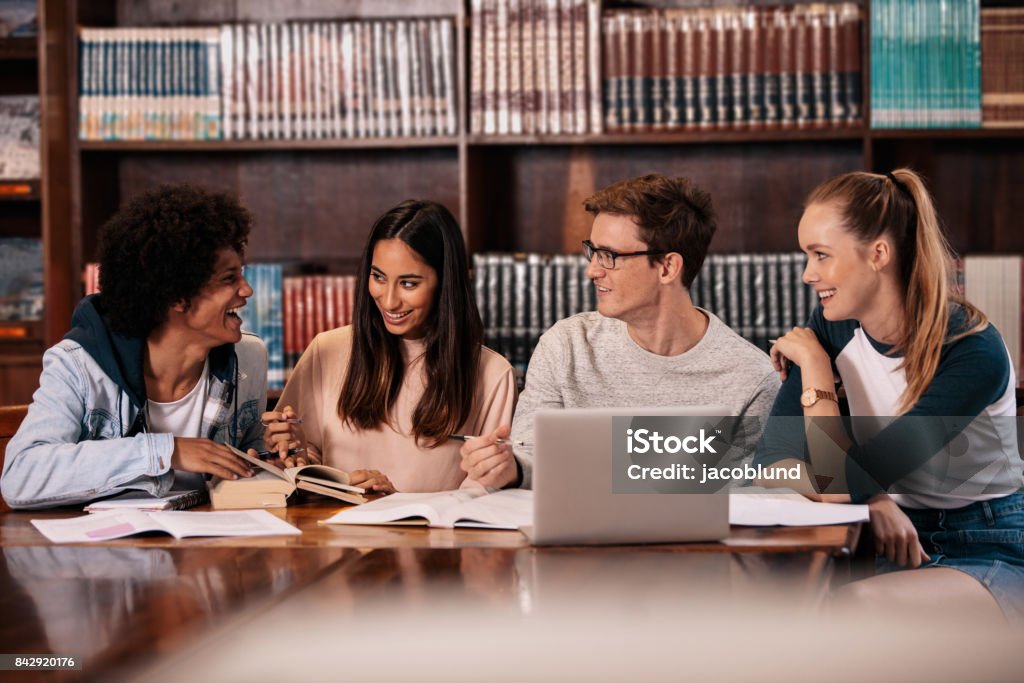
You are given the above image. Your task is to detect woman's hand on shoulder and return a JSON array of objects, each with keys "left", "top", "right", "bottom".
[
  {"left": 261, "top": 405, "right": 309, "bottom": 466},
  {"left": 459, "top": 424, "right": 518, "bottom": 489},
  {"left": 868, "top": 493, "right": 930, "bottom": 569},
  {"left": 769, "top": 327, "right": 829, "bottom": 382}
]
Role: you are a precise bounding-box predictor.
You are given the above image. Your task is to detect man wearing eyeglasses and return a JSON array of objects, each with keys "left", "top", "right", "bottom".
[{"left": 459, "top": 173, "right": 780, "bottom": 489}]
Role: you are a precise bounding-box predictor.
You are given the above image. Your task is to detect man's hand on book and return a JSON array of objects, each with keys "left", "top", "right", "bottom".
[
  {"left": 349, "top": 470, "right": 395, "bottom": 494},
  {"left": 459, "top": 424, "right": 517, "bottom": 489},
  {"left": 171, "top": 438, "right": 254, "bottom": 480},
  {"left": 261, "top": 405, "right": 310, "bottom": 467}
]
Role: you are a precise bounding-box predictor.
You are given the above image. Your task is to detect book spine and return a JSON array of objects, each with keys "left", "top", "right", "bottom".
[
  {"left": 777, "top": 7, "right": 795, "bottom": 130},
  {"left": 696, "top": 11, "right": 715, "bottom": 129},
  {"left": 429, "top": 19, "right": 445, "bottom": 136},
  {"left": 649, "top": 11, "right": 665, "bottom": 131},
  {"left": 471, "top": 0, "right": 485, "bottom": 133},
  {"left": 496, "top": 0, "right": 509, "bottom": 134},
  {"left": 610, "top": 12, "right": 626, "bottom": 132},
  {"left": 809, "top": 6, "right": 829, "bottom": 129},
  {"left": 729, "top": 9, "right": 747, "bottom": 129},
  {"left": 586, "top": 0, "right": 602, "bottom": 134},
  {"left": 559, "top": 0, "right": 574, "bottom": 135},
  {"left": 535, "top": 0, "right": 548, "bottom": 134},
  {"left": 572, "top": 0, "right": 587, "bottom": 134},
  {"left": 631, "top": 13, "right": 646, "bottom": 131},
  {"left": 508, "top": 0, "right": 523, "bottom": 134},
  {"left": 546, "top": 0, "right": 561, "bottom": 134},
  {"left": 746, "top": 8, "right": 763, "bottom": 130},
  {"left": 521, "top": 0, "right": 535, "bottom": 134},
  {"left": 681, "top": 12, "right": 697, "bottom": 130}
]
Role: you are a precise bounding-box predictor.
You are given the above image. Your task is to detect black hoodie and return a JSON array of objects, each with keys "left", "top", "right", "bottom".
[{"left": 63, "top": 294, "right": 239, "bottom": 438}]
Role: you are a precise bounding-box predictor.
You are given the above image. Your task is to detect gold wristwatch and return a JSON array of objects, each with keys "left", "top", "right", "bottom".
[{"left": 800, "top": 387, "right": 838, "bottom": 408}]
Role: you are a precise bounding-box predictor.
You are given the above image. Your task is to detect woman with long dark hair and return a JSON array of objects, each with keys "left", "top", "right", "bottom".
[
  {"left": 263, "top": 200, "right": 516, "bottom": 492},
  {"left": 763, "top": 168, "right": 1023, "bottom": 624}
]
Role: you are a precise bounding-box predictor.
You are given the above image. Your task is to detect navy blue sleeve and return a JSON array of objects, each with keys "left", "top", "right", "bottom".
[{"left": 755, "top": 305, "right": 851, "bottom": 465}]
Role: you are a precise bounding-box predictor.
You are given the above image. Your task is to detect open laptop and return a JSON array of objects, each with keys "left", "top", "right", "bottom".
[{"left": 523, "top": 406, "right": 732, "bottom": 546}]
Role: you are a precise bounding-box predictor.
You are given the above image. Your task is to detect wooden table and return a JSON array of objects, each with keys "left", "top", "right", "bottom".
[{"left": 0, "top": 500, "right": 860, "bottom": 682}]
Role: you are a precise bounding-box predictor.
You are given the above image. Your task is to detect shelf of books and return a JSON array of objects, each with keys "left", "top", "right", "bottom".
[
  {"left": 2, "top": 0, "right": 1018, "bottom": 403},
  {"left": 1, "top": 1, "right": 43, "bottom": 404},
  {"left": 78, "top": 137, "right": 461, "bottom": 151}
]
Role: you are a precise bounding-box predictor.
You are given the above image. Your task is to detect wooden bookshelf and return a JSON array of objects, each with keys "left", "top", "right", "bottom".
[
  {"left": 0, "top": 37, "right": 36, "bottom": 61},
  {"left": 0, "top": 17, "right": 43, "bottom": 403},
  {"left": 3, "top": 0, "right": 1020, "bottom": 404}
]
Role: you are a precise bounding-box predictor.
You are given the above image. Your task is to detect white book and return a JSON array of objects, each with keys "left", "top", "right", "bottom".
[
  {"left": 329, "top": 22, "right": 341, "bottom": 138},
  {"left": 341, "top": 22, "right": 355, "bottom": 138},
  {"left": 220, "top": 25, "right": 233, "bottom": 139},
  {"left": 325, "top": 489, "right": 533, "bottom": 530},
  {"left": 267, "top": 23, "right": 279, "bottom": 139},
  {"left": 31, "top": 509, "right": 301, "bottom": 543},
  {"left": 729, "top": 490, "right": 868, "bottom": 527}
]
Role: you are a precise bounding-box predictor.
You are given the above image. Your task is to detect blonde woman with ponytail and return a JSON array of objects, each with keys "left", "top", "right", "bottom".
[{"left": 763, "top": 168, "right": 1024, "bottom": 624}]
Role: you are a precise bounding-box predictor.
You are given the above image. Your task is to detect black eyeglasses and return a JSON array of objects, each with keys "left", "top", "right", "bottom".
[{"left": 582, "top": 240, "right": 666, "bottom": 270}]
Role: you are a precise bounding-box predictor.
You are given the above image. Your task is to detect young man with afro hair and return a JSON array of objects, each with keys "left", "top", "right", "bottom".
[{"left": 3, "top": 184, "right": 265, "bottom": 509}]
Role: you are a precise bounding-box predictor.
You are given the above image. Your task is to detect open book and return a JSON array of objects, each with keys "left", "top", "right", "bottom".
[
  {"left": 208, "top": 445, "right": 368, "bottom": 509},
  {"left": 31, "top": 509, "right": 302, "bottom": 543},
  {"left": 323, "top": 489, "right": 532, "bottom": 530}
]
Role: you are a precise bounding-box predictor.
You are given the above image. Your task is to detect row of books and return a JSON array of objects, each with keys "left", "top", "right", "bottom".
[
  {"left": 981, "top": 7, "right": 1024, "bottom": 128},
  {"left": 472, "top": 254, "right": 597, "bottom": 377},
  {"left": 221, "top": 19, "right": 457, "bottom": 140},
  {"left": 603, "top": 4, "right": 863, "bottom": 132},
  {"left": 871, "top": 0, "right": 981, "bottom": 128},
  {"left": 78, "top": 18, "right": 457, "bottom": 141},
  {"left": 470, "top": 0, "right": 602, "bottom": 136},
  {"left": 78, "top": 27, "right": 223, "bottom": 141}
]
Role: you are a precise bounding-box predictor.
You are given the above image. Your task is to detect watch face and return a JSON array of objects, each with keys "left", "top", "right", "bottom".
[{"left": 800, "top": 388, "right": 815, "bottom": 407}]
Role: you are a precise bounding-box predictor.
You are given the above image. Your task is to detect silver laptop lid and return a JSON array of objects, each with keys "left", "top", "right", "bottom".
[{"left": 530, "top": 406, "right": 731, "bottom": 546}]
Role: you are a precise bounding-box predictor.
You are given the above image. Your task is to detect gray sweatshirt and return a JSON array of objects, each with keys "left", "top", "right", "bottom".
[{"left": 510, "top": 310, "right": 781, "bottom": 488}]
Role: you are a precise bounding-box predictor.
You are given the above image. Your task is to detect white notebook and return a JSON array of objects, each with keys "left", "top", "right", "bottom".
[{"left": 31, "top": 509, "right": 302, "bottom": 543}]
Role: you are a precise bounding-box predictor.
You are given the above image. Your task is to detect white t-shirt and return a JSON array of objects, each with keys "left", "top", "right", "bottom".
[{"left": 146, "top": 360, "right": 210, "bottom": 490}]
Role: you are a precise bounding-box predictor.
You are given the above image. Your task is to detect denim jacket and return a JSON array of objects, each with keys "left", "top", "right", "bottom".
[{"left": 1, "top": 295, "right": 267, "bottom": 510}]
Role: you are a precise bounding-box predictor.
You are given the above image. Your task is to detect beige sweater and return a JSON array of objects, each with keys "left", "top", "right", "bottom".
[{"left": 278, "top": 326, "right": 517, "bottom": 492}]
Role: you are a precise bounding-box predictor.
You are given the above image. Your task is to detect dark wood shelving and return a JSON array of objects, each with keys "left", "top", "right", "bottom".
[
  {"left": 79, "top": 136, "right": 462, "bottom": 152},
  {"left": 0, "top": 37, "right": 37, "bottom": 61},
  {"left": 468, "top": 127, "right": 867, "bottom": 146},
  {"left": 3, "top": 0, "right": 1019, "bottom": 405},
  {"left": 868, "top": 127, "right": 1024, "bottom": 140}
]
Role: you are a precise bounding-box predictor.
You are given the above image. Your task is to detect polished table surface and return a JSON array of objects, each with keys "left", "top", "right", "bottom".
[{"left": 0, "top": 499, "right": 861, "bottom": 682}]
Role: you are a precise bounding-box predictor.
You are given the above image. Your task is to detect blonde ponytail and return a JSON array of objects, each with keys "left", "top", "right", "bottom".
[{"left": 807, "top": 168, "right": 987, "bottom": 414}]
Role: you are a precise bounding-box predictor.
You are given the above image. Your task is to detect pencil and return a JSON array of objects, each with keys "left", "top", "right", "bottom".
[{"left": 448, "top": 434, "right": 525, "bottom": 448}]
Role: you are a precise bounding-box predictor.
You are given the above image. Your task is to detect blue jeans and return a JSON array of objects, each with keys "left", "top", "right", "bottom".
[{"left": 875, "top": 491, "right": 1024, "bottom": 625}]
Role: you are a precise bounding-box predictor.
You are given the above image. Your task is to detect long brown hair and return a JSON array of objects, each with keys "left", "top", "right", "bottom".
[
  {"left": 806, "top": 168, "right": 987, "bottom": 414},
  {"left": 338, "top": 200, "right": 483, "bottom": 447}
]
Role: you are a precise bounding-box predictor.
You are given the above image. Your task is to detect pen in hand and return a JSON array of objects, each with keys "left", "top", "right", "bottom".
[
  {"left": 448, "top": 434, "right": 525, "bottom": 447},
  {"left": 260, "top": 417, "right": 304, "bottom": 426}
]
